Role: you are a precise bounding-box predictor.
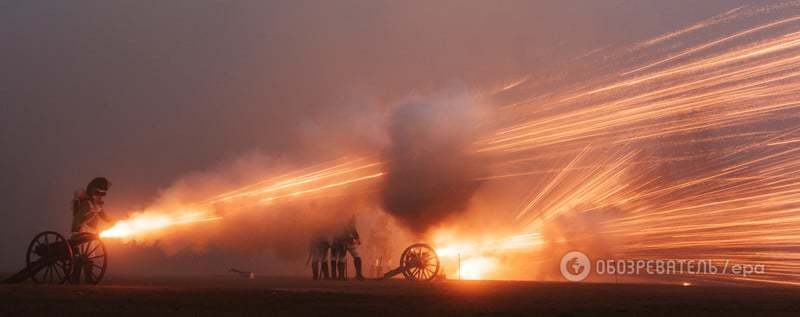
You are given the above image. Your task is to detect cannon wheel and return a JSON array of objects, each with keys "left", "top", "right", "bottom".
[
  {"left": 400, "top": 243, "right": 440, "bottom": 281},
  {"left": 26, "top": 231, "right": 73, "bottom": 284},
  {"left": 71, "top": 234, "right": 108, "bottom": 285}
]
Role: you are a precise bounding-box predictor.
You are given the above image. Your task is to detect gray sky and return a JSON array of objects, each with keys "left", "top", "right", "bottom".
[{"left": 0, "top": 0, "right": 748, "bottom": 271}]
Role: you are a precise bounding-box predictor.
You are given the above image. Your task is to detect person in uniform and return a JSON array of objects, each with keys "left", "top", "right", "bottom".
[
  {"left": 330, "top": 235, "right": 344, "bottom": 280},
  {"left": 71, "top": 177, "right": 114, "bottom": 235},
  {"left": 70, "top": 177, "right": 115, "bottom": 283},
  {"left": 308, "top": 235, "right": 331, "bottom": 280},
  {"left": 332, "top": 215, "right": 364, "bottom": 281}
]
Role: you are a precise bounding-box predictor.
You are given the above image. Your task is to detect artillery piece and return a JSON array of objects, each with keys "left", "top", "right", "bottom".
[
  {"left": 3, "top": 231, "right": 108, "bottom": 284},
  {"left": 380, "top": 243, "right": 441, "bottom": 281}
]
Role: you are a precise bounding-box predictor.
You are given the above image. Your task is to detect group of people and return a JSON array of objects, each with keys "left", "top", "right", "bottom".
[{"left": 308, "top": 217, "right": 365, "bottom": 281}]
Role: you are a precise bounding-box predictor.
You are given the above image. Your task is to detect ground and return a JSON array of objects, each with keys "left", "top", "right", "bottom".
[{"left": 1, "top": 276, "right": 799, "bottom": 316}]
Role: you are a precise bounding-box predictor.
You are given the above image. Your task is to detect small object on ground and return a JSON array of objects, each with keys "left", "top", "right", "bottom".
[{"left": 230, "top": 268, "right": 255, "bottom": 279}]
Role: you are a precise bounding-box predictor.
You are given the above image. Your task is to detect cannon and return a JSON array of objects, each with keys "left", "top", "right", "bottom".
[
  {"left": 3, "top": 231, "right": 108, "bottom": 284},
  {"left": 380, "top": 243, "right": 441, "bottom": 281}
]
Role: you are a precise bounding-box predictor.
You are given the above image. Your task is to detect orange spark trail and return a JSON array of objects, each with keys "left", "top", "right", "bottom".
[
  {"left": 100, "top": 157, "right": 385, "bottom": 239},
  {"left": 460, "top": 7, "right": 800, "bottom": 284}
]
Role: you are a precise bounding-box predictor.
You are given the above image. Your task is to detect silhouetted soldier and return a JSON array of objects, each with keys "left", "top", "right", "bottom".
[
  {"left": 70, "top": 177, "right": 115, "bottom": 283},
  {"left": 330, "top": 236, "right": 345, "bottom": 280},
  {"left": 72, "top": 177, "right": 114, "bottom": 234},
  {"left": 308, "top": 235, "right": 331, "bottom": 280},
  {"left": 333, "top": 215, "right": 364, "bottom": 281}
]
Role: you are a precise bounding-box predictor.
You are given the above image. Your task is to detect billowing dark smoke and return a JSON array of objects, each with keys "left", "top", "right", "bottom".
[{"left": 381, "top": 92, "right": 490, "bottom": 233}]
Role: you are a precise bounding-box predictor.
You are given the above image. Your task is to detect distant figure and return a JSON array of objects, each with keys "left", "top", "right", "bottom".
[
  {"left": 332, "top": 215, "right": 364, "bottom": 281},
  {"left": 308, "top": 235, "right": 331, "bottom": 280}
]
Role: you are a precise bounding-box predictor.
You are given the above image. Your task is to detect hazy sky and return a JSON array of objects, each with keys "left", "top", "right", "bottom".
[{"left": 0, "top": 1, "right": 748, "bottom": 271}]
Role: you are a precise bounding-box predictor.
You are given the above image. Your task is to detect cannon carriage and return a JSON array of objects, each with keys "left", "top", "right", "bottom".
[
  {"left": 4, "top": 231, "right": 108, "bottom": 284},
  {"left": 381, "top": 243, "right": 441, "bottom": 282}
]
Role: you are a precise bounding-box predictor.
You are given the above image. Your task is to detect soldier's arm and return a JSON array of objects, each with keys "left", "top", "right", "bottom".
[
  {"left": 71, "top": 199, "right": 91, "bottom": 232},
  {"left": 99, "top": 211, "right": 115, "bottom": 223}
]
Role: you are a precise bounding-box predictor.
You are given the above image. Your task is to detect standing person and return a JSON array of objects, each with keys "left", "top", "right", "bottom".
[
  {"left": 330, "top": 236, "right": 345, "bottom": 280},
  {"left": 319, "top": 238, "right": 331, "bottom": 280},
  {"left": 308, "top": 235, "right": 331, "bottom": 280},
  {"left": 334, "top": 215, "right": 365, "bottom": 281}
]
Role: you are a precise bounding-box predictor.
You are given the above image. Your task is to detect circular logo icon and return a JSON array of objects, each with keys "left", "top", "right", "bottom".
[{"left": 560, "top": 251, "right": 591, "bottom": 282}]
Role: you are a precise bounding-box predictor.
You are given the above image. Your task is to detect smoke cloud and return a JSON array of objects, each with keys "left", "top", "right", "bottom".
[
  {"left": 0, "top": 1, "right": 754, "bottom": 278},
  {"left": 381, "top": 90, "right": 492, "bottom": 234},
  {"left": 104, "top": 152, "right": 415, "bottom": 276}
]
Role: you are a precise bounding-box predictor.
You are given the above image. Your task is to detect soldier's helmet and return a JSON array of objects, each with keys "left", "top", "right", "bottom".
[{"left": 87, "top": 177, "right": 111, "bottom": 196}]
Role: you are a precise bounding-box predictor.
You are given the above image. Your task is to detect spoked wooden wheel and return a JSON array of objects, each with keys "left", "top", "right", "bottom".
[
  {"left": 400, "top": 243, "right": 440, "bottom": 281},
  {"left": 26, "top": 231, "right": 73, "bottom": 284},
  {"left": 71, "top": 234, "right": 107, "bottom": 285}
]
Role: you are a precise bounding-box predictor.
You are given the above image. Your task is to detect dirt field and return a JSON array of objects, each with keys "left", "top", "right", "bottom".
[{"left": 2, "top": 276, "right": 800, "bottom": 316}]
